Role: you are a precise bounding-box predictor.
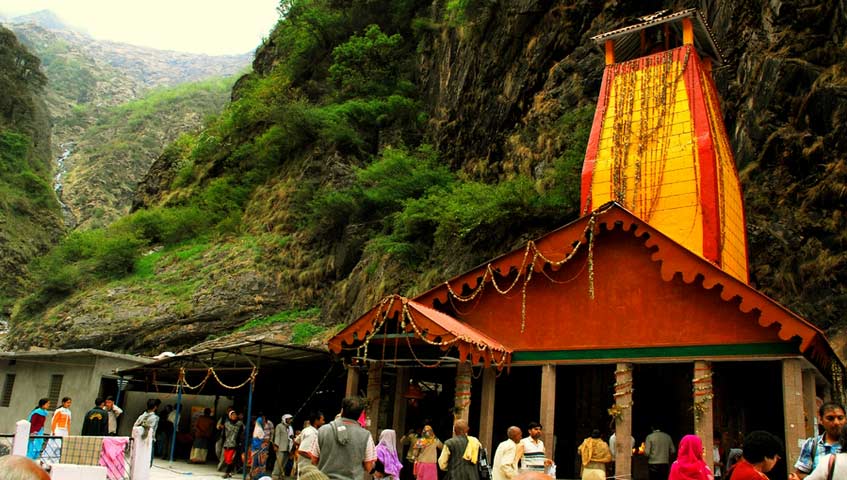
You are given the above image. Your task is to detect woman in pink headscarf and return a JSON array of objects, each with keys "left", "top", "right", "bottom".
[
  {"left": 375, "top": 429, "right": 404, "bottom": 480},
  {"left": 669, "top": 435, "right": 714, "bottom": 480}
]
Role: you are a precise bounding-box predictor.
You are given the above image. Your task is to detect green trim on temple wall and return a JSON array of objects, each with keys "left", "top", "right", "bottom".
[{"left": 512, "top": 343, "right": 799, "bottom": 362}]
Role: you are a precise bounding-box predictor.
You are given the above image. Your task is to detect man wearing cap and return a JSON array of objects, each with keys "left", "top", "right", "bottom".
[{"left": 273, "top": 414, "right": 294, "bottom": 480}]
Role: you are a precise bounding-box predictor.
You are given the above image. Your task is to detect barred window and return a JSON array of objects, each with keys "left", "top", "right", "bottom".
[
  {"left": 1, "top": 374, "right": 14, "bottom": 407},
  {"left": 48, "top": 375, "right": 63, "bottom": 410}
]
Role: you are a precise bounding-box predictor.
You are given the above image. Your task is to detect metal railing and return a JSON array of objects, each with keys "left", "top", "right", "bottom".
[{"left": 26, "top": 435, "right": 133, "bottom": 479}]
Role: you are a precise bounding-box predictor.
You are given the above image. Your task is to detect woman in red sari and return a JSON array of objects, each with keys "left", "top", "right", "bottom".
[{"left": 669, "top": 435, "right": 714, "bottom": 480}]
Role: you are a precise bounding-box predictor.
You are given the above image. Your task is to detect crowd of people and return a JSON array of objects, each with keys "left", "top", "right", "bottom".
[{"left": 11, "top": 394, "right": 847, "bottom": 480}]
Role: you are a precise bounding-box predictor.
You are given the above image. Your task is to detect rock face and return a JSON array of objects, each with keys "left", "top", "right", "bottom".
[{"left": 9, "top": 0, "right": 847, "bottom": 355}]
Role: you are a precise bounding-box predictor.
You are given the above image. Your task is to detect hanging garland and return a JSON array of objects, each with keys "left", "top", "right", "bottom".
[
  {"left": 692, "top": 366, "right": 713, "bottom": 429},
  {"left": 610, "top": 364, "right": 634, "bottom": 424},
  {"left": 175, "top": 366, "right": 258, "bottom": 392},
  {"left": 444, "top": 204, "right": 612, "bottom": 333}
]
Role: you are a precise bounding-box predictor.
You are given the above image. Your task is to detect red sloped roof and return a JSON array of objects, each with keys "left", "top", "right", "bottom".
[
  {"left": 327, "top": 294, "right": 512, "bottom": 368},
  {"left": 413, "top": 203, "right": 838, "bottom": 372}
]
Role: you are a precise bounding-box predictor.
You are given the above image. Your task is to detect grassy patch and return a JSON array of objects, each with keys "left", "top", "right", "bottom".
[
  {"left": 291, "top": 322, "right": 327, "bottom": 344},
  {"left": 238, "top": 307, "right": 321, "bottom": 332}
]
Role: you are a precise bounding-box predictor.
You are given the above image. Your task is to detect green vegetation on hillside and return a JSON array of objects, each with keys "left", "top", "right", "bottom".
[{"left": 9, "top": 0, "right": 592, "bottom": 350}]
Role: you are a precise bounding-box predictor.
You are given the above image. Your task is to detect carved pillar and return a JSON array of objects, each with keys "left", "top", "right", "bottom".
[
  {"left": 614, "top": 363, "right": 634, "bottom": 480},
  {"left": 479, "top": 367, "right": 496, "bottom": 451},
  {"left": 393, "top": 367, "right": 410, "bottom": 447},
  {"left": 783, "top": 359, "right": 806, "bottom": 470},
  {"left": 693, "top": 361, "right": 714, "bottom": 468},
  {"left": 802, "top": 369, "right": 817, "bottom": 437},
  {"left": 367, "top": 362, "right": 383, "bottom": 439},
  {"left": 346, "top": 364, "right": 360, "bottom": 397},
  {"left": 455, "top": 362, "right": 472, "bottom": 423},
  {"left": 540, "top": 364, "right": 556, "bottom": 455}
]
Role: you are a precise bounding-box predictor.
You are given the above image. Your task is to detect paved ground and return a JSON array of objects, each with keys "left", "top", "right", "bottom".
[{"left": 149, "top": 458, "right": 231, "bottom": 479}]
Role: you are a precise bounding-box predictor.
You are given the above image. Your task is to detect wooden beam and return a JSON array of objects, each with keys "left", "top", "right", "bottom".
[
  {"left": 540, "top": 364, "right": 556, "bottom": 456},
  {"left": 682, "top": 18, "right": 694, "bottom": 45},
  {"left": 783, "top": 359, "right": 806, "bottom": 470},
  {"left": 604, "top": 40, "right": 615, "bottom": 65},
  {"left": 367, "top": 362, "right": 383, "bottom": 438},
  {"left": 393, "top": 366, "right": 410, "bottom": 448},
  {"left": 614, "top": 363, "right": 633, "bottom": 480},
  {"left": 802, "top": 369, "right": 817, "bottom": 437},
  {"left": 478, "top": 367, "right": 496, "bottom": 451},
  {"left": 346, "top": 364, "right": 360, "bottom": 397},
  {"left": 455, "top": 362, "right": 472, "bottom": 423},
  {"left": 694, "top": 361, "right": 714, "bottom": 469}
]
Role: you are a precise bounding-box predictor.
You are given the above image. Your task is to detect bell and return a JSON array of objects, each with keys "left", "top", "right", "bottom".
[{"left": 404, "top": 381, "right": 425, "bottom": 400}]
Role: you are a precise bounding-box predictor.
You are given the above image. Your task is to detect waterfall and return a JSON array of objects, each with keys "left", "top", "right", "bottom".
[{"left": 54, "top": 142, "right": 77, "bottom": 227}]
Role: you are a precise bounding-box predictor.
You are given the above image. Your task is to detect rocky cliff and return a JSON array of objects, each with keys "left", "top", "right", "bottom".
[{"left": 8, "top": 0, "right": 847, "bottom": 357}]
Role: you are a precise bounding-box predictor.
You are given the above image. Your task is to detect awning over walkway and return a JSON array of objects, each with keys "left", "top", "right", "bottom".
[{"left": 328, "top": 294, "right": 512, "bottom": 368}]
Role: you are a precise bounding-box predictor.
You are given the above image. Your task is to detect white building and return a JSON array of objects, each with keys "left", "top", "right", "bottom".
[{"left": 0, "top": 349, "right": 151, "bottom": 435}]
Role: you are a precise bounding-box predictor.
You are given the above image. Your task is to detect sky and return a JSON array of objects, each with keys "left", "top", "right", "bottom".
[{"left": 0, "top": 0, "right": 282, "bottom": 55}]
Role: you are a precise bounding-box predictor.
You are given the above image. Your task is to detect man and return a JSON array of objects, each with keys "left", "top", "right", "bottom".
[
  {"left": 272, "top": 413, "right": 294, "bottom": 480},
  {"left": 438, "top": 419, "right": 481, "bottom": 480},
  {"left": 644, "top": 425, "right": 675, "bottom": 480},
  {"left": 0, "top": 455, "right": 51, "bottom": 480},
  {"left": 519, "top": 422, "right": 552, "bottom": 473},
  {"left": 793, "top": 401, "right": 846, "bottom": 478},
  {"left": 298, "top": 411, "right": 325, "bottom": 470},
  {"left": 492, "top": 426, "right": 522, "bottom": 480},
  {"left": 103, "top": 396, "right": 123, "bottom": 436},
  {"left": 400, "top": 428, "right": 419, "bottom": 480},
  {"left": 309, "top": 396, "right": 376, "bottom": 480},
  {"left": 81, "top": 398, "right": 109, "bottom": 436},
  {"left": 134, "top": 398, "right": 160, "bottom": 466},
  {"left": 609, "top": 427, "right": 634, "bottom": 467}
]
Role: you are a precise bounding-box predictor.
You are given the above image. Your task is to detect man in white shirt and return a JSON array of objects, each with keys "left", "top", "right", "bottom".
[
  {"left": 298, "top": 411, "right": 326, "bottom": 469},
  {"left": 104, "top": 396, "right": 123, "bottom": 435},
  {"left": 519, "top": 422, "right": 552, "bottom": 473},
  {"left": 645, "top": 426, "right": 675, "bottom": 480},
  {"left": 492, "top": 426, "right": 522, "bottom": 480}
]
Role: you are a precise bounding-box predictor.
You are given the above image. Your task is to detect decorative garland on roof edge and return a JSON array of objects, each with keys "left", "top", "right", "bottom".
[{"left": 445, "top": 204, "right": 613, "bottom": 333}]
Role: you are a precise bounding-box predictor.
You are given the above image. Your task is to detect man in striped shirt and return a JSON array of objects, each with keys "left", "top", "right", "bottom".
[{"left": 519, "top": 422, "right": 551, "bottom": 474}]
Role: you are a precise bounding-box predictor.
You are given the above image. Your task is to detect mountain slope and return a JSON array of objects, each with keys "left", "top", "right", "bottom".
[
  {"left": 7, "top": 0, "right": 847, "bottom": 358},
  {"left": 0, "top": 25, "right": 64, "bottom": 322}
]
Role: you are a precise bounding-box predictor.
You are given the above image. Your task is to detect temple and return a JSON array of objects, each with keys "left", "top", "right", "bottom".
[{"left": 327, "top": 10, "right": 843, "bottom": 480}]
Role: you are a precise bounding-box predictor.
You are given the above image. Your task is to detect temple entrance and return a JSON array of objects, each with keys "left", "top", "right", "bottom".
[
  {"left": 553, "top": 364, "right": 616, "bottom": 479},
  {"left": 489, "top": 366, "right": 541, "bottom": 442},
  {"left": 402, "top": 365, "right": 459, "bottom": 442}
]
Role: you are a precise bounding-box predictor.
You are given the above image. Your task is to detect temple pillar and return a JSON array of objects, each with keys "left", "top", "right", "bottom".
[
  {"left": 478, "top": 367, "right": 496, "bottom": 450},
  {"left": 393, "top": 367, "right": 410, "bottom": 446},
  {"left": 346, "top": 364, "right": 360, "bottom": 397},
  {"left": 614, "top": 363, "right": 633, "bottom": 480},
  {"left": 367, "top": 362, "right": 383, "bottom": 438},
  {"left": 540, "top": 364, "right": 556, "bottom": 454},
  {"left": 455, "top": 362, "right": 472, "bottom": 423},
  {"left": 783, "top": 358, "right": 806, "bottom": 470},
  {"left": 802, "top": 369, "right": 817, "bottom": 437},
  {"left": 693, "top": 361, "right": 714, "bottom": 468}
]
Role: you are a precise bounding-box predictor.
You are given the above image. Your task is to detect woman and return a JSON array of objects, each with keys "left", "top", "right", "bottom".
[
  {"left": 47, "top": 397, "right": 72, "bottom": 462},
  {"left": 221, "top": 410, "right": 244, "bottom": 479},
  {"left": 376, "top": 429, "right": 403, "bottom": 480},
  {"left": 190, "top": 408, "right": 215, "bottom": 463},
  {"left": 249, "top": 413, "right": 272, "bottom": 478},
  {"left": 669, "top": 435, "right": 713, "bottom": 480},
  {"left": 577, "top": 429, "right": 612, "bottom": 480},
  {"left": 27, "top": 398, "right": 50, "bottom": 460},
  {"left": 413, "top": 425, "right": 442, "bottom": 480}
]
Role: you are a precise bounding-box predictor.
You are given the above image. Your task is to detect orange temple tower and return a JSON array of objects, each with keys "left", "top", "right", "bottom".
[{"left": 581, "top": 10, "right": 750, "bottom": 283}]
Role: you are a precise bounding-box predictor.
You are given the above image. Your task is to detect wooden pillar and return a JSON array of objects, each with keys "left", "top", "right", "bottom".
[
  {"left": 478, "top": 367, "right": 496, "bottom": 451},
  {"left": 614, "top": 363, "right": 634, "bottom": 480},
  {"left": 393, "top": 367, "right": 410, "bottom": 446},
  {"left": 783, "top": 359, "right": 806, "bottom": 470},
  {"left": 346, "top": 364, "right": 360, "bottom": 397},
  {"left": 604, "top": 40, "right": 615, "bottom": 65},
  {"left": 693, "top": 361, "right": 714, "bottom": 469},
  {"left": 682, "top": 18, "right": 694, "bottom": 45},
  {"left": 367, "top": 362, "right": 383, "bottom": 439},
  {"left": 802, "top": 370, "right": 817, "bottom": 437},
  {"left": 455, "top": 362, "right": 472, "bottom": 423},
  {"left": 540, "top": 364, "right": 556, "bottom": 455}
]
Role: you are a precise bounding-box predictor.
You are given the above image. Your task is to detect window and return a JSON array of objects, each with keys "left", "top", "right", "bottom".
[
  {"left": 1, "top": 374, "right": 14, "bottom": 407},
  {"left": 48, "top": 375, "right": 63, "bottom": 410}
]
